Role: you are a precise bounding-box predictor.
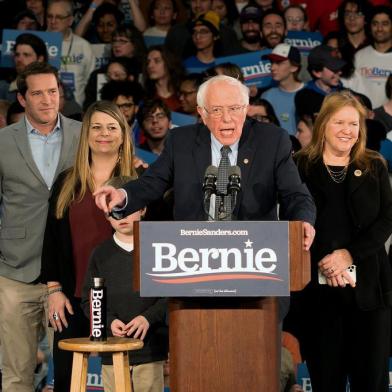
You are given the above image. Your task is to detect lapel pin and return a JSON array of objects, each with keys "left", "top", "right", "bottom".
[
  {"left": 243, "top": 158, "right": 249, "bottom": 164},
  {"left": 354, "top": 169, "right": 362, "bottom": 177}
]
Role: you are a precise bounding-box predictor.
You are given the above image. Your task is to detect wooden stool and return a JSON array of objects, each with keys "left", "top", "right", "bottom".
[{"left": 58, "top": 337, "right": 143, "bottom": 392}]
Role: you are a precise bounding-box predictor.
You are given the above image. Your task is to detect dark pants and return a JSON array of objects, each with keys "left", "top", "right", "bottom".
[
  {"left": 52, "top": 297, "right": 90, "bottom": 392},
  {"left": 303, "top": 301, "right": 390, "bottom": 392}
]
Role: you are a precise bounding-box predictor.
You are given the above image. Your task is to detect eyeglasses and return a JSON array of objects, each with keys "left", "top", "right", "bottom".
[
  {"left": 144, "top": 112, "right": 167, "bottom": 122},
  {"left": 286, "top": 16, "right": 304, "bottom": 23},
  {"left": 112, "top": 38, "right": 131, "bottom": 45},
  {"left": 344, "top": 11, "right": 364, "bottom": 19},
  {"left": 47, "top": 14, "right": 71, "bottom": 21},
  {"left": 204, "top": 105, "right": 246, "bottom": 118},
  {"left": 179, "top": 89, "right": 197, "bottom": 97},
  {"left": 117, "top": 102, "right": 134, "bottom": 110},
  {"left": 192, "top": 29, "right": 212, "bottom": 37}
]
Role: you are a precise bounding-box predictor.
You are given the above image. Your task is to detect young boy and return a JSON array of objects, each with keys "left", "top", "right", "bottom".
[{"left": 81, "top": 176, "right": 168, "bottom": 392}]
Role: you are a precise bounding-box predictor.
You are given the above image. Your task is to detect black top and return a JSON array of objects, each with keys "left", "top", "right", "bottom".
[
  {"left": 314, "top": 165, "right": 354, "bottom": 262},
  {"left": 81, "top": 237, "right": 168, "bottom": 365}
]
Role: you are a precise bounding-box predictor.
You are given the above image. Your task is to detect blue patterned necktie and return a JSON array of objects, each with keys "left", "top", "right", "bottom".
[{"left": 215, "top": 146, "right": 231, "bottom": 220}]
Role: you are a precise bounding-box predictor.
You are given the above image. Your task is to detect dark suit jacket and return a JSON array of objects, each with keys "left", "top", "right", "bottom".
[
  {"left": 298, "top": 157, "right": 392, "bottom": 310},
  {"left": 122, "top": 119, "right": 316, "bottom": 224}
]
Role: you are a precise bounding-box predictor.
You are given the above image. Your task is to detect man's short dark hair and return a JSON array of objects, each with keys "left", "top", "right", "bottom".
[
  {"left": 261, "top": 9, "right": 286, "bottom": 30},
  {"left": 137, "top": 98, "right": 171, "bottom": 126},
  {"left": 17, "top": 62, "right": 59, "bottom": 97},
  {"left": 100, "top": 80, "right": 144, "bottom": 104},
  {"left": 13, "top": 10, "right": 39, "bottom": 29},
  {"left": 370, "top": 5, "right": 392, "bottom": 25},
  {"left": 14, "top": 33, "right": 49, "bottom": 63},
  {"left": 180, "top": 73, "right": 204, "bottom": 89}
]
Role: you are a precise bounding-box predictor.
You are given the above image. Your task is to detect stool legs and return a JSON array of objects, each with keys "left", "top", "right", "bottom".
[
  {"left": 70, "top": 352, "right": 88, "bottom": 392},
  {"left": 113, "top": 351, "right": 132, "bottom": 392}
]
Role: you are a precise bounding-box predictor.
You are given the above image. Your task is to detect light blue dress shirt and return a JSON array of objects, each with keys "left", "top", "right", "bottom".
[{"left": 25, "top": 115, "right": 62, "bottom": 189}]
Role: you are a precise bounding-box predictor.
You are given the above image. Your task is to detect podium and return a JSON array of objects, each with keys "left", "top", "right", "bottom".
[{"left": 134, "top": 221, "right": 309, "bottom": 392}]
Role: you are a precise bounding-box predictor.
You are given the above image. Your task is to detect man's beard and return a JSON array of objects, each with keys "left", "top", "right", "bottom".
[
  {"left": 265, "top": 33, "right": 284, "bottom": 48},
  {"left": 243, "top": 31, "right": 261, "bottom": 44}
]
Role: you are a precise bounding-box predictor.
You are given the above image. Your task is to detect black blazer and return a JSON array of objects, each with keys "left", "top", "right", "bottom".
[
  {"left": 122, "top": 119, "right": 316, "bottom": 223},
  {"left": 298, "top": 157, "right": 392, "bottom": 310}
]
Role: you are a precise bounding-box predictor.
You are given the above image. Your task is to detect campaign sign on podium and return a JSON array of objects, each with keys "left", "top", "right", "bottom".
[{"left": 139, "top": 221, "right": 289, "bottom": 297}]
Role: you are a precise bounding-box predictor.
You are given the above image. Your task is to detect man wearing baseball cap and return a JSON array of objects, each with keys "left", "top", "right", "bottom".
[
  {"left": 295, "top": 44, "right": 347, "bottom": 118},
  {"left": 261, "top": 43, "right": 304, "bottom": 135},
  {"left": 238, "top": 4, "right": 263, "bottom": 53}
]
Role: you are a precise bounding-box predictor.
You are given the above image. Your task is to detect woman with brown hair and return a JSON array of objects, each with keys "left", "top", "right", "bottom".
[
  {"left": 41, "top": 100, "right": 136, "bottom": 392},
  {"left": 294, "top": 91, "right": 392, "bottom": 391},
  {"left": 143, "top": 44, "right": 184, "bottom": 112}
]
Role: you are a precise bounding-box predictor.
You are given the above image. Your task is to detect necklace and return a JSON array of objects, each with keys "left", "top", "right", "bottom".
[{"left": 325, "top": 164, "right": 348, "bottom": 183}]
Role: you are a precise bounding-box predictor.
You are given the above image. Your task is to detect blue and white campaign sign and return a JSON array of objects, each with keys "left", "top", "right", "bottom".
[
  {"left": 285, "top": 31, "right": 323, "bottom": 56},
  {"left": 135, "top": 146, "right": 158, "bottom": 164},
  {"left": 91, "top": 43, "right": 111, "bottom": 70},
  {"left": 47, "top": 355, "right": 104, "bottom": 391},
  {"left": 215, "top": 49, "right": 273, "bottom": 89},
  {"left": 171, "top": 111, "right": 197, "bottom": 127},
  {"left": 1, "top": 29, "right": 62, "bottom": 69},
  {"left": 144, "top": 35, "right": 165, "bottom": 48},
  {"left": 139, "top": 221, "right": 290, "bottom": 297}
]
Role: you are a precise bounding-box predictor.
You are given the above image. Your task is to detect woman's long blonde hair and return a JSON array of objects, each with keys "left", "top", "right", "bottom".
[
  {"left": 55, "top": 101, "right": 136, "bottom": 218},
  {"left": 296, "top": 90, "right": 381, "bottom": 172}
]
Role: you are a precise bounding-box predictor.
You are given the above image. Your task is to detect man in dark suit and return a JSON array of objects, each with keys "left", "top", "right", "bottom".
[
  {"left": 0, "top": 62, "right": 80, "bottom": 392},
  {"left": 94, "top": 75, "right": 316, "bottom": 246}
]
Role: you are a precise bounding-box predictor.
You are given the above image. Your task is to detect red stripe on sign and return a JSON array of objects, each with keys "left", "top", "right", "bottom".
[{"left": 152, "top": 274, "right": 283, "bottom": 284}]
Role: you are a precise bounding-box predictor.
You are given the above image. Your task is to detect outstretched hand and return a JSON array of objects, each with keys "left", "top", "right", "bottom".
[{"left": 93, "top": 186, "right": 126, "bottom": 214}]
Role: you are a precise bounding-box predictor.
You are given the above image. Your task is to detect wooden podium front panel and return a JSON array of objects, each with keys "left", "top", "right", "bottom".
[
  {"left": 169, "top": 297, "right": 280, "bottom": 392},
  {"left": 289, "top": 221, "right": 311, "bottom": 291}
]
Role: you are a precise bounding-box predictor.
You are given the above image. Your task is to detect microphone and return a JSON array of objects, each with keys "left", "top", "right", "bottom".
[
  {"left": 202, "top": 166, "right": 218, "bottom": 205},
  {"left": 227, "top": 166, "right": 241, "bottom": 211}
]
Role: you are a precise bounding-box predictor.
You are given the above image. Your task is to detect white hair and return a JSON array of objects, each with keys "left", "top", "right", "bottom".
[{"left": 197, "top": 75, "right": 249, "bottom": 108}]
